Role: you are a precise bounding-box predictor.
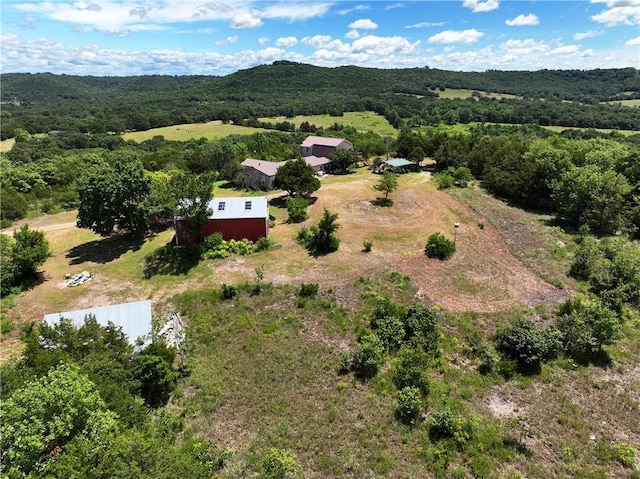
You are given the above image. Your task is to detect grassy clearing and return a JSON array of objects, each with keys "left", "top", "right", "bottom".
[
  {"left": 0, "top": 137, "right": 15, "bottom": 152},
  {"left": 258, "top": 111, "right": 397, "bottom": 137},
  {"left": 122, "top": 121, "right": 267, "bottom": 142},
  {"left": 606, "top": 99, "right": 640, "bottom": 107}
]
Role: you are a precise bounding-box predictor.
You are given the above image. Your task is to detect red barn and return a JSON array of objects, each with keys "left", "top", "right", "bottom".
[{"left": 175, "top": 197, "right": 269, "bottom": 245}]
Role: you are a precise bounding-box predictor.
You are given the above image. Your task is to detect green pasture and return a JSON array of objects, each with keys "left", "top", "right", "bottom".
[
  {"left": 122, "top": 121, "right": 267, "bottom": 142},
  {"left": 258, "top": 111, "right": 397, "bottom": 137}
]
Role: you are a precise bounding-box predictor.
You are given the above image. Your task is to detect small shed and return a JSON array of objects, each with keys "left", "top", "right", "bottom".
[
  {"left": 175, "top": 196, "right": 269, "bottom": 245},
  {"left": 43, "top": 299, "right": 153, "bottom": 347},
  {"left": 301, "top": 136, "right": 353, "bottom": 158}
]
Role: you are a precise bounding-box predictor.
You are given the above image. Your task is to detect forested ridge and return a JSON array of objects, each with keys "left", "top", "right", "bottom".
[{"left": 2, "top": 62, "right": 639, "bottom": 138}]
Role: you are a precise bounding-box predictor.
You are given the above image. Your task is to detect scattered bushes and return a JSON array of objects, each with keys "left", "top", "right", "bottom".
[{"left": 425, "top": 232, "right": 456, "bottom": 260}]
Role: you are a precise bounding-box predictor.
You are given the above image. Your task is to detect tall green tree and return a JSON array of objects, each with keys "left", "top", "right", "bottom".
[
  {"left": 552, "top": 165, "right": 631, "bottom": 234},
  {"left": 0, "top": 234, "right": 16, "bottom": 296},
  {"left": 76, "top": 159, "right": 151, "bottom": 237},
  {"left": 0, "top": 363, "right": 117, "bottom": 476},
  {"left": 273, "top": 158, "right": 320, "bottom": 197}
]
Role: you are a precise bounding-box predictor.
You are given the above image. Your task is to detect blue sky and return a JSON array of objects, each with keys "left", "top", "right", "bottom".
[{"left": 1, "top": 1, "right": 638, "bottom": 76}]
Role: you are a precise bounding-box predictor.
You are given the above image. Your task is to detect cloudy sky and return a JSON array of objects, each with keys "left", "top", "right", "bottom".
[{"left": 1, "top": 0, "right": 639, "bottom": 76}]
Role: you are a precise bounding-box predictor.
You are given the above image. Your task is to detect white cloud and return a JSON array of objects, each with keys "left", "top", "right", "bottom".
[
  {"left": 276, "top": 36, "right": 298, "bottom": 47},
  {"left": 406, "top": 22, "right": 445, "bottom": 28},
  {"left": 590, "top": 0, "right": 640, "bottom": 26},
  {"left": 428, "top": 29, "right": 484, "bottom": 44},
  {"left": 581, "top": 49, "right": 595, "bottom": 57},
  {"left": 338, "top": 4, "right": 369, "bottom": 15},
  {"left": 258, "top": 36, "right": 270, "bottom": 45},
  {"left": 348, "top": 19, "right": 378, "bottom": 30},
  {"left": 302, "top": 35, "right": 345, "bottom": 51},
  {"left": 462, "top": 0, "right": 500, "bottom": 13},
  {"left": 548, "top": 45, "right": 581, "bottom": 55},
  {"left": 215, "top": 36, "right": 239, "bottom": 46},
  {"left": 351, "top": 35, "right": 420, "bottom": 55},
  {"left": 231, "top": 12, "right": 262, "bottom": 29},
  {"left": 345, "top": 30, "right": 360, "bottom": 40},
  {"left": 505, "top": 14, "right": 539, "bottom": 26},
  {"left": 573, "top": 30, "right": 603, "bottom": 40},
  {"left": 626, "top": 36, "right": 640, "bottom": 45},
  {"left": 10, "top": 1, "right": 333, "bottom": 33}
]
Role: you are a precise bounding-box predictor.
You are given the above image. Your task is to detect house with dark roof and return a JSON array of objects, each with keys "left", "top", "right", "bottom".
[
  {"left": 300, "top": 136, "right": 353, "bottom": 158},
  {"left": 174, "top": 196, "right": 269, "bottom": 245}
]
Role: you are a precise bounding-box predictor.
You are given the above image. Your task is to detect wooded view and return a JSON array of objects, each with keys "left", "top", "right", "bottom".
[{"left": 1, "top": 63, "right": 639, "bottom": 479}]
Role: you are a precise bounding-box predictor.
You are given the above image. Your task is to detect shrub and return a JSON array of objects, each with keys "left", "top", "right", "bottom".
[
  {"left": 298, "top": 282, "right": 319, "bottom": 298},
  {"left": 392, "top": 346, "right": 431, "bottom": 395},
  {"left": 254, "top": 236, "right": 273, "bottom": 252},
  {"left": 362, "top": 240, "right": 373, "bottom": 252},
  {"left": 350, "top": 333, "right": 385, "bottom": 380},
  {"left": 425, "top": 232, "right": 456, "bottom": 260},
  {"left": 554, "top": 296, "right": 621, "bottom": 361},
  {"left": 286, "top": 196, "right": 309, "bottom": 223},
  {"left": 403, "top": 303, "right": 440, "bottom": 356},
  {"left": 261, "top": 448, "right": 298, "bottom": 479},
  {"left": 396, "top": 386, "right": 424, "bottom": 425},
  {"left": 429, "top": 410, "right": 474, "bottom": 447},
  {"left": 221, "top": 283, "right": 237, "bottom": 300},
  {"left": 495, "top": 317, "right": 561, "bottom": 373},
  {"left": 371, "top": 313, "right": 405, "bottom": 351}
]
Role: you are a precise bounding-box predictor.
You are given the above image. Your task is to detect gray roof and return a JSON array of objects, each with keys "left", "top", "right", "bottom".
[
  {"left": 241, "top": 158, "right": 286, "bottom": 176},
  {"left": 207, "top": 197, "right": 269, "bottom": 220},
  {"left": 384, "top": 158, "right": 414, "bottom": 168},
  {"left": 43, "top": 300, "right": 153, "bottom": 347}
]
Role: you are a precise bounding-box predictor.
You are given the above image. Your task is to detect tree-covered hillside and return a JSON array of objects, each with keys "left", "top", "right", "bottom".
[{"left": 1, "top": 63, "right": 639, "bottom": 139}]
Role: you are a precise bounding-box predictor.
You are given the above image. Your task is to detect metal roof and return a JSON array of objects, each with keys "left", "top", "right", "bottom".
[
  {"left": 207, "top": 196, "right": 269, "bottom": 220},
  {"left": 301, "top": 135, "right": 351, "bottom": 148},
  {"left": 43, "top": 299, "right": 153, "bottom": 347},
  {"left": 241, "top": 158, "right": 286, "bottom": 176},
  {"left": 303, "top": 155, "right": 331, "bottom": 167},
  {"left": 384, "top": 158, "right": 414, "bottom": 168}
]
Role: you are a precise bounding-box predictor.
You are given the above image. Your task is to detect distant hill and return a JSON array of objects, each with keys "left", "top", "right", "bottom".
[{"left": 1, "top": 62, "right": 639, "bottom": 138}]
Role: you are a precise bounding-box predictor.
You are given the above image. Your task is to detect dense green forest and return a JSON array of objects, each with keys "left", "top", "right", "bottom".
[{"left": 2, "top": 63, "right": 639, "bottom": 138}]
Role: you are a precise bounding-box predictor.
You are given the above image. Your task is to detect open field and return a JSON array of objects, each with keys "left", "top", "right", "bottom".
[
  {"left": 257, "top": 111, "right": 397, "bottom": 137},
  {"left": 122, "top": 121, "right": 267, "bottom": 142}
]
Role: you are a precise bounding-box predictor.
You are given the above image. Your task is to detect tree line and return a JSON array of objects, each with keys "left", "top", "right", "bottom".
[{"left": 2, "top": 64, "right": 639, "bottom": 139}]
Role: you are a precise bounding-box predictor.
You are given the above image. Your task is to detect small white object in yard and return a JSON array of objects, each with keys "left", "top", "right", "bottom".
[
  {"left": 589, "top": 433, "right": 596, "bottom": 441},
  {"left": 65, "top": 271, "right": 93, "bottom": 287}
]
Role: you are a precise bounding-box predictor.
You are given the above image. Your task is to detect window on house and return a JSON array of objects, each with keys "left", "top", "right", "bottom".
[
  {"left": 218, "top": 202, "right": 225, "bottom": 211},
  {"left": 245, "top": 201, "right": 252, "bottom": 210}
]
